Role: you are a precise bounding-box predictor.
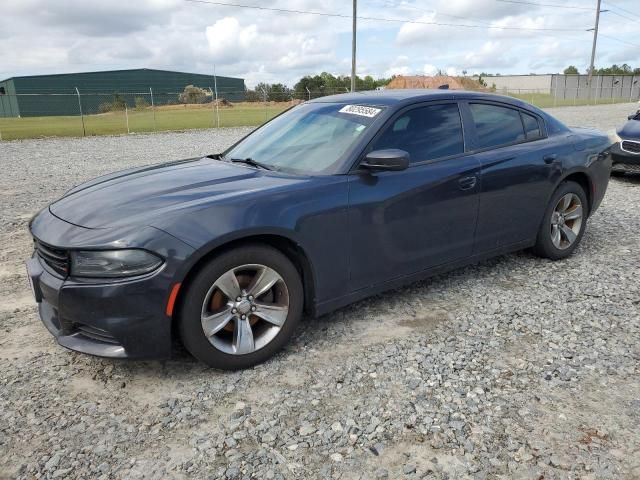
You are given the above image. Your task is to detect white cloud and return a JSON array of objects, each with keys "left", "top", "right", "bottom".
[
  {"left": 423, "top": 64, "right": 438, "bottom": 76},
  {"left": 396, "top": 13, "right": 440, "bottom": 46},
  {"left": 384, "top": 65, "right": 412, "bottom": 77},
  {"left": 461, "top": 41, "right": 515, "bottom": 69},
  {"left": 206, "top": 17, "right": 259, "bottom": 63}
]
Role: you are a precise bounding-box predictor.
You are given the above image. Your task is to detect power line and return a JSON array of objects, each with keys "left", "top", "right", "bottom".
[
  {"left": 378, "top": 1, "right": 493, "bottom": 27},
  {"left": 494, "top": 0, "right": 594, "bottom": 10},
  {"left": 380, "top": 0, "right": 594, "bottom": 43},
  {"left": 602, "top": 0, "right": 640, "bottom": 18},
  {"left": 184, "top": 0, "right": 589, "bottom": 32},
  {"left": 604, "top": 9, "right": 638, "bottom": 22},
  {"left": 599, "top": 33, "right": 640, "bottom": 49}
]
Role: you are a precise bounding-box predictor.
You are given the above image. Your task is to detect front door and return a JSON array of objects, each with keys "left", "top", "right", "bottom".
[{"left": 347, "top": 102, "right": 481, "bottom": 292}]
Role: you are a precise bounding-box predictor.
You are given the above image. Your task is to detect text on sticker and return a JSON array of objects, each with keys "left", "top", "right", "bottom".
[{"left": 339, "top": 105, "right": 381, "bottom": 118}]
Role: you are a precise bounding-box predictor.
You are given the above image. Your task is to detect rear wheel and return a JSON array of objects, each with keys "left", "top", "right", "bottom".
[
  {"left": 178, "top": 244, "right": 303, "bottom": 370},
  {"left": 533, "top": 181, "right": 588, "bottom": 260}
]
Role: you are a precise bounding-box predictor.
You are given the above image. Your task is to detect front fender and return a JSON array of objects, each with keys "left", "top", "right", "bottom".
[
  {"left": 155, "top": 177, "right": 351, "bottom": 307},
  {"left": 169, "top": 226, "right": 309, "bottom": 285}
]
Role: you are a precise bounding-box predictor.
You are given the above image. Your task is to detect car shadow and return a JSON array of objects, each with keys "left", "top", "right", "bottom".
[
  {"left": 114, "top": 250, "right": 533, "bottom": 379},
  {"left": 611, "top": 173, "right": 640, "bottom": 185},
  {"left": 98, "top": 214, "right": 610, "bottom": 380}
]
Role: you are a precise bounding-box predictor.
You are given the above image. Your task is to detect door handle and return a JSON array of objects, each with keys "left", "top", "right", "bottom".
[
  {"left": 543, "top": 154, "right": 558, "bottom": 164},
  {"left": 458, "top": 176, "right": 477, "bottom": 190}
]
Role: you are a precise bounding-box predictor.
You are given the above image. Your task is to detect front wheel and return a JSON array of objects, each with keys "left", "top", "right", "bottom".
[
  {"left": 533, "top": 181, "right": 588, "bottom": 260},
  {"left": 178, "top": 244, "right": 303, "bottom": 370}
]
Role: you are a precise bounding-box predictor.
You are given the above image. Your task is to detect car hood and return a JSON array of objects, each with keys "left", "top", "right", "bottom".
[
  {"left": 618, "top": 119, "right": 640, "bottom": 140},
  {"left": 50, "top": 157, "right": 307, "bottom": 229}
]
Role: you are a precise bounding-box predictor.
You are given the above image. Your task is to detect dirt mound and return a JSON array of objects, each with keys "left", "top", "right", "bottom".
[
  {"left": 386, "top": 75, "right": 485, "bottom": 91},
  {"left": 214, "top": 98, "right": 233, "bottom": 107}
]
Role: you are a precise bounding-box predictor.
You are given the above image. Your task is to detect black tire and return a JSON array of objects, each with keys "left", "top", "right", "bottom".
[
  {"left": 611, "top": 170, "right": 626, "bottom": 177},
  {"left": 533, "top": 181, "right": 589, "bottom": 260},
  {"left": 178, "top": 244, "right": 303, "bottom": 370}
]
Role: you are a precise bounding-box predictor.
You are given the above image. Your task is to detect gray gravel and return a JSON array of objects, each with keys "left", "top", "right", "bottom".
[{"left": 1, "top": 103, "right": 639, "bottom": 479}]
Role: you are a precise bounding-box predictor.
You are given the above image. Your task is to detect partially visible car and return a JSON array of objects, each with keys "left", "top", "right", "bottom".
[{"left": 611, "top": 107, "right": 640, "bottom": 175}]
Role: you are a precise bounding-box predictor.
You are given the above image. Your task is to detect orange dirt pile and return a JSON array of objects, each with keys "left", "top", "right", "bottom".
[{"left": 386, "top": 75, "right": 485, "bottom": 91}]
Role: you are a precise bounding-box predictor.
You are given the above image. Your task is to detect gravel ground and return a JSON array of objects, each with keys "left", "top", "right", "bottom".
[{"left": 1, "top": 103, "right": 639, "bottom": 480}]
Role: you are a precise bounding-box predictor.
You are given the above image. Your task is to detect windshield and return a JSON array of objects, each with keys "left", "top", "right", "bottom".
[{"left": 224, "top": 102, "right": 383, "bottom": 174}]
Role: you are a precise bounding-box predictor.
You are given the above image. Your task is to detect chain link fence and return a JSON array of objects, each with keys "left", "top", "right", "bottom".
[
  {"left": 498, "top": 87, "right": 640, "bottom": 108},
  {"left": 1, "top": 85, "right": 638, "bottom": 141},
  {"left": 0, "top": 87, "right": 358, "bottom": 140}
]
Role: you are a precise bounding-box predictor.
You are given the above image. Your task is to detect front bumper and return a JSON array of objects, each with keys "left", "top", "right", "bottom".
[
  {"left": 27, "top": 209, "right": 194, "bottom": 359},
  {"left": 611, "top": 142, "right": 640, "bottom": 173}
]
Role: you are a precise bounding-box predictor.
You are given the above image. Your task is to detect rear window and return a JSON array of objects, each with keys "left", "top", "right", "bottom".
[
  {"left": 470, "top": 103, "right": 525, "bottom": 149},
  {"left": 522, "top": 112, "right": 542, "bottom": 139}
]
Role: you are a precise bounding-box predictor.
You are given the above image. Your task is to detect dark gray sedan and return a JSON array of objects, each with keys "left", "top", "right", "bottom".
[{"left": 27, "top": 90, "right": 612, "bottom": 369}]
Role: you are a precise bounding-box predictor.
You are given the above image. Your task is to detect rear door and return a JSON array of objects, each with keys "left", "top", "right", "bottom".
[
  {"left": 347, "top": 101, "right": 481, "bottom": 291},
  {"left": 461, "top": 102, "right": 560, "bottom": 253}
]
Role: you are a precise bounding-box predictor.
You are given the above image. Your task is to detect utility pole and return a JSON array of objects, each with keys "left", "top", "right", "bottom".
[
  {"left": 213, "top": 64, "right": 220, "bottom": 128},
  {"left": 75, "top": 87, "right": 85, "bottom": 137},
  {"left": 587, "top": 0, "right": 602, "bottom": 95},
  {"left": 351, "top": 0, "right": 357, "bottom": 93}
]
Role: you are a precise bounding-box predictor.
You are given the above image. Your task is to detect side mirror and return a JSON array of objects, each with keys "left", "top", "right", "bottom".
[{"left": 361, "top": 149, "right": 410, "bottom": 172}]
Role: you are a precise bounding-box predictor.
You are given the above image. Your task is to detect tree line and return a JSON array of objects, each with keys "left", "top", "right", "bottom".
[
  {"left": 563, "top": 64, "right": 640, "bottom": 75},
  {"left": 240, "top": 64, "right": 640, "bottom": 103},
  {"left": 244, "top": 72, "right": 392, "bottom": 102}
]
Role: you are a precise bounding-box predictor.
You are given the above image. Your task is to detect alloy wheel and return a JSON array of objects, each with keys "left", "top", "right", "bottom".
[
  {"left": 550, "top": 193, "right": 583, "bottom": 250},
  {"left": 200, "top": 264, "right": 290, "bottom": 355}
]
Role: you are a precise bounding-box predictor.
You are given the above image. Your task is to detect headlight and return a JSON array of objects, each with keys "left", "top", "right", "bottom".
[
  {"left": 607, "top": 130, "right": 622, "bottom": 145},
  {"left": 70, "top": 249, "right": 163, "bottom": 278}
]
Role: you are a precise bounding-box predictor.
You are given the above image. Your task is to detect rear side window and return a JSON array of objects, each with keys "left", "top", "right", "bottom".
[
  {"left": 469, "top": 103, "right": 525, "bottom": 149},
  {"left": 521, "top": 112, "right": 542, "bottom": 139},
  {"left": 371, "top": 103, "right": 464, "bottom": 163}
]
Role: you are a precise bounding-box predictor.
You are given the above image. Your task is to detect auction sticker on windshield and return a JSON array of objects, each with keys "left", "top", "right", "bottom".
[{"left": 339, "top": 105, "right": 382, "bottom": 118}]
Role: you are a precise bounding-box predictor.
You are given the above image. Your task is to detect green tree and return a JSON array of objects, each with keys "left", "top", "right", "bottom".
[
  {"left": 268, "top": 83, "right": 290, "bottom": 101},
  {"left": 293, "top": 73, "right": 392, "bottom": 99},
  {"left": 563, "top": 65, "right": 579, "bottom": 75},
  {"left": 178, "top": 85, "right": 209, "bottom": 104},
  {"left": 595, "top": 64, "right": 635, "bottom": 75},
  {"left": 244, "top": 83, "right": 293, "bottom": 102},
  {"left": 134, "top": 96, "right": 149, "bottom": 109}
]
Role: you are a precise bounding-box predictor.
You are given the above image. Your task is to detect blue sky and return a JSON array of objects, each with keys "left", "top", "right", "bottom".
[{"left": 1, "top": 0, "right": 639, "bottom": 88}]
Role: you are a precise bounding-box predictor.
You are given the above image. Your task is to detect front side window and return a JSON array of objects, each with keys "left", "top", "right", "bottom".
[
  {"left": 224, "top": 102, "right": 382, "bottom": 174},
  {"left": 371, "top": 103, "right": 464, "bottom": 164},
  {"left": 470, "top": 103, "right": 525, "bottom": 149}
]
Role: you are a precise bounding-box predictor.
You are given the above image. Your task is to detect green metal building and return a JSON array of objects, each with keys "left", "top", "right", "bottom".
[{"left": 0, "top": 68, "right": 245, "bottom": 117}]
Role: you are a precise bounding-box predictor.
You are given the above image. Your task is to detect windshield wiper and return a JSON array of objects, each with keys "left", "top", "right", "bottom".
[{"left": 228, "top": 157, "right": 273, "bottom": 171}]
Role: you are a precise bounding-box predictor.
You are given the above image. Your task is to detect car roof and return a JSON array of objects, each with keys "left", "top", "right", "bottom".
[{"left": 309, "top": 89, "right": 533, "bottom": 110}]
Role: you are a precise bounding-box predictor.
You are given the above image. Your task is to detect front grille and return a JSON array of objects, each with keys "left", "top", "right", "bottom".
[
  {"left": 621, "top": 140, "right": 640, "bottom": 155},
  {"left": 34, "top": 240, "right": 69, "bottom": 277},
  {"left": 75, "top": 324, "right": 120, "bottom": 345}
]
